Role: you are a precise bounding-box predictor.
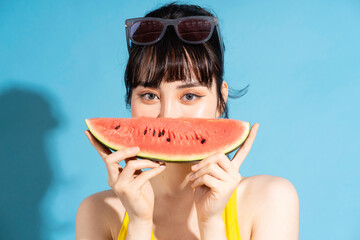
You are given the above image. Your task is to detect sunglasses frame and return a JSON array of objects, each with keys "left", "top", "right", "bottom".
[{"left": 125, "top": 16, "right": 224, "bottom": 62}]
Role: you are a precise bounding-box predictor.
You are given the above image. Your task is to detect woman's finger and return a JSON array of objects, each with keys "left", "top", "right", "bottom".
[
  {"left": 192, "top": 152, "right": 233, "bottom": 176},
  {"left": 191, "top": 174, "right": 221, "bottom": 190},
  {"left": 131, "top": 164, "right": 167, "bottom": 188},
  {"left": 101, "top": 147, "right": 141, "bottom": 184},
  {"left": 231, "top": 123, "right": 260, "bottom": 170},
  {"left": 85, "top": 130, "right": 145, "bottom": 185},
  {"left": 124, "top": 158, "right": 149, "bottom": 176},
  {"left": 190, "top": 162, "right": 229, "bottom": 182},
  {"left": 85, "top": 130, "right": 111, "bottom": 159},
  {"left": 103, "top": 147, "right": 140, "bottom": 164},
  {"left": 119, "top": 160, "right": 162, "bottom": 181}
]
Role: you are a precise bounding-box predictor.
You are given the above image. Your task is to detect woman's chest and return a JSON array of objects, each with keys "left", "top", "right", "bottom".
[
  {"left": 111, "top": 187, "right": 254, "bottom": 240},
  {"left": 151, "top": 208, "right": 201, "bottom": 240},
  {"left": 113, "top": 212, "right": 252, "bottom": 240}
]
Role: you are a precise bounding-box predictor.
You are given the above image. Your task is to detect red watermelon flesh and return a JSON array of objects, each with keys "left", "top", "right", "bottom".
[{"left": 85, "top": 117, "right": 250, "bottom": 162}]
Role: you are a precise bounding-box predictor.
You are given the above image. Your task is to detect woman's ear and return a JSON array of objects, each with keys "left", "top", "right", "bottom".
[
  {"left": 216, "top": 81, "right": 229, "bottom": 118},
  {"left": 222, "top": 81, "right": 229, "bottom": 104}
]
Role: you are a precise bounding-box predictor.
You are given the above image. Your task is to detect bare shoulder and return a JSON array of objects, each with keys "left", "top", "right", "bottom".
[
  {"left": 237, "top": 175, "right": 299, "bottom": 240},
  {"left": 237, "top": 175, "right": 299, "bottom": 214},
  {"left": 76, "top": 189, "right": 125, "bottom": 240},
  {"left": 238, "top": 175, "right": 298, "bottom": 197}
]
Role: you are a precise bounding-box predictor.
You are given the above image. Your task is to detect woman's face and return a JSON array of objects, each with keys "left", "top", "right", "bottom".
[{"left": 131, "top": 79, "right": 227, "bottom": 119}]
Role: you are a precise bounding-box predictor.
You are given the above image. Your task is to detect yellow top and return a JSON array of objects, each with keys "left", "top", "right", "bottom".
[{"left": 118, "top": 188, "right": 241, "bottom": 240}]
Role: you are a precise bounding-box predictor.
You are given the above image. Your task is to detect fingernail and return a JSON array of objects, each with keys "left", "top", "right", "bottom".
[
  {"left": 131, "top": 147, "right": 140, "bottom": 152},
  {"left": 192, "top": 164, "right": 198, "bottom": 170}
]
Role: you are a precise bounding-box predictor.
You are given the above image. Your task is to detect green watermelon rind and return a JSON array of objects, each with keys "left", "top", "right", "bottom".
[{"left": 85, "top": 119, "right": 251, "bottom": 162}]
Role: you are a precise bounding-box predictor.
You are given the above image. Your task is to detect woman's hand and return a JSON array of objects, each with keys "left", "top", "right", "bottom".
[
  {"left": 85, "top": 130, "right": 166, "bottom": 222},
  {"left": 189, "top": 123, "right": 260, "bottom": 223}
]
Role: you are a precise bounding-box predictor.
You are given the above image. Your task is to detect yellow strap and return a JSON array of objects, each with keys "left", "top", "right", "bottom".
[
  {"left": 222, "top": 189, "right": 241, "bottom": 240},
  {"left": 117, "top": 213, "right": 155, "bottom": 240},
  {"left": 118, "top": 189, "right": 241, "bottom": 240}
]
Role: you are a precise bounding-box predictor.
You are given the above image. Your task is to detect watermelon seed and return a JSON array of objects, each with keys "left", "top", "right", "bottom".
[
  {"left": 115, "top": 125, "right": 120, "bottom": 130},
  {"left": 158, "top": 132, "right": 162, "bottom": 137},
  {"left": 144, "top": 129, "right": 147, "bottom": 135},
  {"left": 167, "top": 138, "right": 171, "bottom": 142},
  {"left": 201, "top": 139, "right": 206, "bottom": 144},
  {"left": 162, "top": 130, "right": 165, "bottom": 136},
  {"left": 153, "top": 130, "right": 156, "bottom": 136}
]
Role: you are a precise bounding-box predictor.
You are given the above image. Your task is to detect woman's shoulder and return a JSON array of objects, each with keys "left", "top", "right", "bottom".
[
  {"left": 238, "top": 174, "right": 298, "bottom": 207},
  {"left": 239, "top": 174, "right": 297, "bottom": 193},
  {"left": 236, "top": 175, "right": 299, "bottom": 238},
  {"left": 79, "top": 189, "right": 126, "bottom": 216},
  {"left": 76, "top": 189, "right": 125, "bottom": 240}
]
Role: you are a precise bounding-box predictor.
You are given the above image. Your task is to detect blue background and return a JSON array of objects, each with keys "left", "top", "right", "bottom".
[{"left": 1, "top": 0, "right": 359, "bottom": 239}]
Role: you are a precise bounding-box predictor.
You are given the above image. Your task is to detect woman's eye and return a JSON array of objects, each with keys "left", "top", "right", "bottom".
[
  {"left": 182, "top": 93, "right": 202, "bottom": 101},
  {"left": 139, "top": 93, "right": 159, "bottom": 100}
]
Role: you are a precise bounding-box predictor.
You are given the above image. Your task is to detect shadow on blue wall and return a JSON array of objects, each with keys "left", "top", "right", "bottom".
[{"left": 0, "top": 84, "right": 58, "bottom": 240}]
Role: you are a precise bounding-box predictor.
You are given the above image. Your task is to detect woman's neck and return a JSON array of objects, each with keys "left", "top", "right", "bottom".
[{"left": 150, "top": 162, "right": 196, "bottom": 199}]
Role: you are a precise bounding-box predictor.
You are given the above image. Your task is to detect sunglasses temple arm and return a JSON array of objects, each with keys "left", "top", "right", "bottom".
[
  {"left": 216, "top": 26, "right": 224, "bottom": 63},
  {"left": 125, "top": 26, "right": 131, "bottom": 54},
  {"left": 126, "top": 40, "right": 131, "bottom": 54}
]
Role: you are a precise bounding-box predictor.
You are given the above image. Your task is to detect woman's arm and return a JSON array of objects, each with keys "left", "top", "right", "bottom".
[{"left": 250, "top": 176, "right": 299, "bottom": 240}]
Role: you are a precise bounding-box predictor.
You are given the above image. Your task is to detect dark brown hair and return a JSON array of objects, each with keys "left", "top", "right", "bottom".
[{"left": 124, "top": 2, "right": 248, "bottom": 118}]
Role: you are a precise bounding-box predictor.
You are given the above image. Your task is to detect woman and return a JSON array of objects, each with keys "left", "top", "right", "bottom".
[{"left": 76, "top": 2, "right": 299, "bottom": 240}]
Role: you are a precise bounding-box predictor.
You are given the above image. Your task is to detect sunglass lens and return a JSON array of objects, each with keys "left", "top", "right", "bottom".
[
  {"left": 177, "top": 19, "right": 212, "bottom": 42},
  {"left": 130, "top": 20, "right": 164, "bottom": 43}
]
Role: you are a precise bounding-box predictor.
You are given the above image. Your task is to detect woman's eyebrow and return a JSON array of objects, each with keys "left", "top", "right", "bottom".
[
  {"left": 137, "top": 82, "right": 206, "bottom": 89},
  {"left": 176, "top": 82, "right": 204, "bottom": 89}
]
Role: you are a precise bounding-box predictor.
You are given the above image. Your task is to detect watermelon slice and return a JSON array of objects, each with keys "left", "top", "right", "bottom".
[{"left": 85, "top": 117, "right": 250, "bottom": 162}]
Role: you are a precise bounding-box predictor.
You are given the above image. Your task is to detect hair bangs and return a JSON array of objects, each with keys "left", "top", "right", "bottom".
[{"left": 131, "top": 37, "right": 214, "bottom": 88}]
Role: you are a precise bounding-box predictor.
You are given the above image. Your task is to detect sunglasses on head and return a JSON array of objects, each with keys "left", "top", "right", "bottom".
[{"left": 125, "top": 16, "right": 224, "bottom": 61}]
